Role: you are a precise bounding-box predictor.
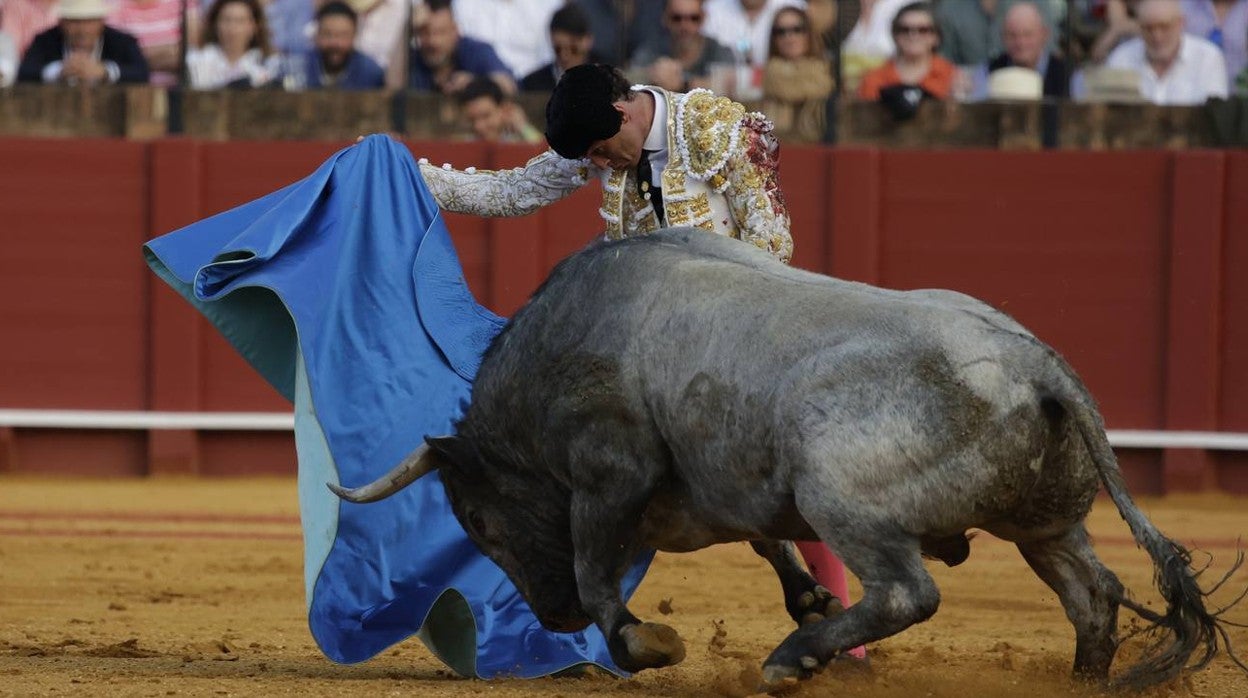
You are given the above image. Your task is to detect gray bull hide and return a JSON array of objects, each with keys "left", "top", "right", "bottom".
[{"left": 332, "top": 228, "right": 1244, "bottom": 688}]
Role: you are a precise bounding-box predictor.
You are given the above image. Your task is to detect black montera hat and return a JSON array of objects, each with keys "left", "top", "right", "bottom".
[
  {"left": 878, "top": 83, "right": 936, "bottom": 121},
  {"left": 545, "top": 64, "right": 628, "bottom": 159}
]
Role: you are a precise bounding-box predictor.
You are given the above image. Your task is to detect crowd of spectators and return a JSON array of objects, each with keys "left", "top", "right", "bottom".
[{"left": 0, "top": 0, "right": 1245, "bottom": 130}]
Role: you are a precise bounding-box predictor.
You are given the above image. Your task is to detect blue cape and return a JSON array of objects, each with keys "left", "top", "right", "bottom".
[{"left": 143, "top": 135, "right": 652, "bottom": 678}]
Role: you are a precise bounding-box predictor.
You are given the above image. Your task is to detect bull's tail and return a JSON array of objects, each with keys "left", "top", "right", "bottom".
[{"left": 1063, "top": 397, "right": 1247, "bottom": 689}]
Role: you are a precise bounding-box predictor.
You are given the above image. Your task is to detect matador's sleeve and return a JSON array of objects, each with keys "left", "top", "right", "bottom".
[
  {"left": 720, "top": 114, "right": 794, "bottom": 264},
  {"left": 417, "top": 149, "right": 595, "bottom": 217}
]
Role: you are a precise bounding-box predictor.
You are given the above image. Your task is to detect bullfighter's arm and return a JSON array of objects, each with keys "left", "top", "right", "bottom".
[
  {"left": 719, "top": 116, "right": 794, "bottom": 264},
  {"left": 417, "top": 149, "right": 595, "bottom": 217}
]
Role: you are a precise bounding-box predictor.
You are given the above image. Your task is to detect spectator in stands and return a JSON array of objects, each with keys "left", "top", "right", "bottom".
[
  {"left": 299, "top": 0, "right": 385, "bottom": 89},
  {"left": 106, "top": 0, "right": 199, "bottom": 87},
  {"left": 575, "top": 0, "right": 665, "bottom": 67},
  {"left": 520, "top": 4, "right": 597, "bottom": 91},
  {"left": 1101, "top": 0, "right": 1228, "bottom": 103},
  {"left": 935, "top": 0, "right": 1059, "bottom": 67},
  {"left": 2, "top": 0, "right": 59, "bottom": 57},
  {"left": 973, "top": 0, "right": 1069, "bottom": 99},
  {"left": 409, "top": 0, "right": 513, "bottom": 94},
  {"left": 857, "top": 1, "right": 958, "bottom": 113},
  {"left": 840, "top": 0, "right": 916, "bottom": 70},
  {"left": 186, "top": 0, "right": 278, "bottom": 89},
  {"left": 1181, "top": 0, "right": 1247, "bottom": 92},
  {"left": 702, "top": 0, "right": 804, "bottom": 67},
  {"left": 630, "top": 0, "right": 734, "bottom": 92},
  {"left": 0, "top": 23, "right": 16, "bottom": 87},
  {"left": 350, "top": 0, "right": 407, "bottom": 87},
  {"left": 17, "top": 0, "right": 150, "bottom": 84},
  {"left": 838, "top": 0, "right": 908, "bottom": 94},
  {"left": 457, "top": 75, "right": 542, "bottom": 142},
  {"left": 1079, "top": 0, "right": 1142, "bottom": 63},
  {"left": 762, "top": 6, "right": 833, "bottom": 138},
  {"left": 264, "top": 0, "right": 313, "bottom": 59},
  {"left": 763, "top": 6, "right": 834, "bottom": 100},
  {"left": 452, "top": 0, "right": 561, "bottom": 79}
]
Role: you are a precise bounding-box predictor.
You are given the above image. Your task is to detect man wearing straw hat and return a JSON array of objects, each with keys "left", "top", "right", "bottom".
[{"left": 16, "top": 0, "right": 149, "bottom": 84}]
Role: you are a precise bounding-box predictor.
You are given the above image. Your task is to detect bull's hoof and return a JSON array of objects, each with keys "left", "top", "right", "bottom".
[
  {"left": 796, "top": 585, "right": 844, "bottom": 626},
  {"left": 760, "top": 661, "right": 809, "bottom": 688},
  {"left": 618, "top": 622, "right": 686, "bottom": 671}
]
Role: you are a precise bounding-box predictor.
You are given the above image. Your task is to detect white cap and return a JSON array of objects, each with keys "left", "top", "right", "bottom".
[
  {"left": 59, "top": 0, "right": 109, "bottom": 20},
  {"left": 1081, "top": 67, "right": 1145, "bottom": 104},
  {"left": 987, "top": 67, "right": 1043, "bottom": 101}
]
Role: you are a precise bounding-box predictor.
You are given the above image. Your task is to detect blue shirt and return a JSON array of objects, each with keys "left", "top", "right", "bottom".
[
  {"left": 409, "top": 36, "right": 511, "bottom": 91},
  {"left": 303, "top": 50, "right": 385, "bottom": 90},
  {"left": 265, "top": 0, "right": 314, "bottom": 56},
  {"left": 1182, "top": 0, "right": 1248, "bottom": 90}
]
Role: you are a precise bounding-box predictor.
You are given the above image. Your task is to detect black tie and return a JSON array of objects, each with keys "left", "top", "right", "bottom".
[{"left": 636, "top": 150, "right": 664, "bottom": 222}]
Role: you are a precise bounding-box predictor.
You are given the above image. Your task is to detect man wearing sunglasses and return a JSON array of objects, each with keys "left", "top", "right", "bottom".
[{"left": 632, "top": 0, "right": 734, "bottom": 92}]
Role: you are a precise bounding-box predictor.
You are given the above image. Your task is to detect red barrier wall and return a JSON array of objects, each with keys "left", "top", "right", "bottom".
[{"left": 0, "top": 137, "right": 1244, "bottom": 494}]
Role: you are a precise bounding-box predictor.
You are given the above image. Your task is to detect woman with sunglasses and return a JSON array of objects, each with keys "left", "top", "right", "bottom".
[
  {"left": 763, "top": 7, "right": 834, "bottom": 101},
  {"left": 857, "top": 1, "right": 958, "bottom": 101},
  {"left": 760, "top": 7, "right": 834, "bottom": 140}
]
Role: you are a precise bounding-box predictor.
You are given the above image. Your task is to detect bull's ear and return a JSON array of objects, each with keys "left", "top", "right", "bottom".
[{"left": 425, "top": 434, "right": 475, "bottom": 472}]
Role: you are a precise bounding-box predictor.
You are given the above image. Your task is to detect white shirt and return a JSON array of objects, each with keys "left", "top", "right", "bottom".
[
  {"left": 0, "top": 31, "right": 16, "bottom": 88},
  {"left": 186, "top": 44, "right": 280, "bottom": 89},
  {"left": 1104, "top": 34, "right": 1229, "bottom": 105},
  {"left": 640, "top": 88, "right": 670, "bottom": 191},
  {"left": 355, "top": 0, "right": 405, "bottom": 70},
  {"left": 452, "top": 0, "right": 561, "bottom": 78},
  {"left": 841, "top": 0, "right": 912, "bottom": 60},
  {"left": 702, "top": 0, "right": 806, "bottom": 67}
]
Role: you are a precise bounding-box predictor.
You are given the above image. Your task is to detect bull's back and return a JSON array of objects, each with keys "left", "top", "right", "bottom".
[{"left": 490, "top": 230, "right": 1050, "bottom": 415}]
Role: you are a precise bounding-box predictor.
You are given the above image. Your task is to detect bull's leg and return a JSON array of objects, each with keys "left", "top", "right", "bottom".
[
  {"left": 751, "top": 540, "right": 844, "bottom": 626},
  {"left": 761, "top": 534, "right": 939, "bottom": 684},
  {"left": 1016, "top": 526, "right": 1123, "bottom": 681},
  {"left": 569, "top": 488, "right": 685, "bottom": 673}
]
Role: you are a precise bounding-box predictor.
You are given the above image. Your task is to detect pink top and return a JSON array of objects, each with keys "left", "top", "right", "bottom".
[
  {"left": 1, "top": 0, "right": 58, "bottom": 56},
  {"left": 106, "top": 0, "right": 198, "bottom": 49}
]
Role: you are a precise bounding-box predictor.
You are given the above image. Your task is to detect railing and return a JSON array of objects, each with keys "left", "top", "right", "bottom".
[
  {"left": 4, "top": 85, "right": 1247, "bottom": 148},
  {"left": 5, "top": 408, "right": 1248, "bottom": 453}
]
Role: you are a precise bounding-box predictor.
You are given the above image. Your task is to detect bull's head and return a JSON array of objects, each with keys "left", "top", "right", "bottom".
[{"left": 327, "top": 436, "right": 590, "bottom": 633}]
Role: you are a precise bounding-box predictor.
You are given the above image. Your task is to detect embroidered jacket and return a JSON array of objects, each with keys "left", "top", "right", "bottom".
[{"left": 417, "top": 87, "right": 793, "bottom": 263}]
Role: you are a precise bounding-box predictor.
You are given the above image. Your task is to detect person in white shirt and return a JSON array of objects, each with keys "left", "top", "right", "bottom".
[
  {"left": 840, "top": 0, "right": 914, "bottom": 62},
  {"left": 186, "top": 0, "right": 279, "bottom": 89},
  {"left": 349, "top": 0, "right": 406, "bottom": 85},
  {"left": 702, "top": 0, "right": 805, "bottom": 67},
  {"left": 1103, "top": 0, "right": 1228, "bottom": 104},
  {"left": 0, "top": 28, "right": 17, "bottom": 87},
  {"left": 452, "top": 0, "right": 559, "bottom": 79}
]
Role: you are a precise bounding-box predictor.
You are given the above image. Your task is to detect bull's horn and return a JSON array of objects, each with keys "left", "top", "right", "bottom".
[{"left": 326, "top": 442, "right": 439, "bottom": 503}]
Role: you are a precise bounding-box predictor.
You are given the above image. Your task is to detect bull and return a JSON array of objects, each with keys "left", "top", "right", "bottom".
[{"left": 331, "top": 228, "right": 1244, "bottom": 688}]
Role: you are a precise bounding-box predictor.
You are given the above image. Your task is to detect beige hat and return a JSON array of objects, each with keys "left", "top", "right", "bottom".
[
  {"left": 345, "top": 0, "right": 383, "bottom": 14},
  {"left": 59, "top": 0, "right": 109, "bottom": 20},
  {"left": 1081, "top": 67, "right": 1145, "bottom": 104},
  {"left": 987, "top": 67, "right": 1043, "bottom": 101}
]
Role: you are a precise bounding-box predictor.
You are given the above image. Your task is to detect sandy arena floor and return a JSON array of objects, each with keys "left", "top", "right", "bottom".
[{"left": 0, "top": 477, "right": 1245, "bottom": 698}]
